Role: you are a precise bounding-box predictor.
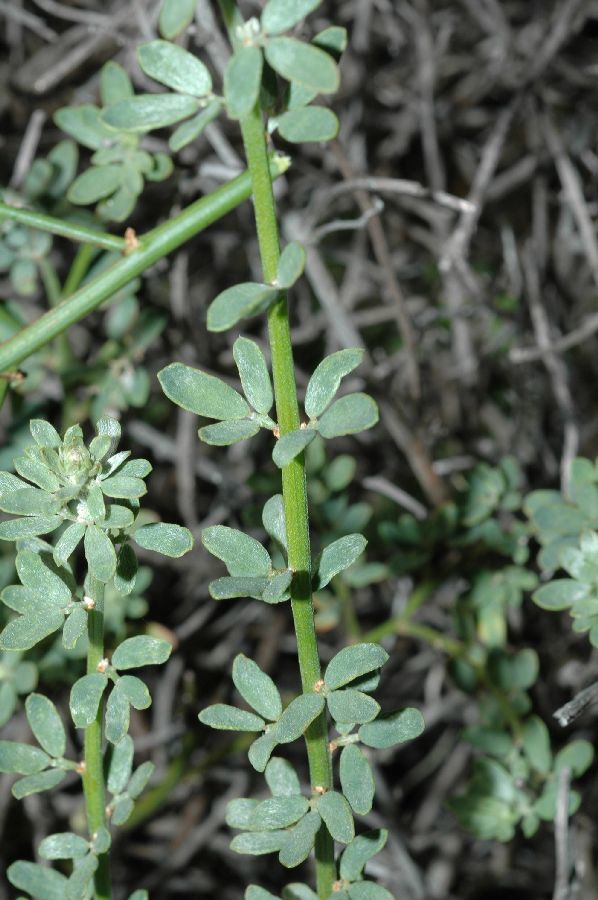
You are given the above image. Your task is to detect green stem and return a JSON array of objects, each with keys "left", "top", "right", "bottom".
[
  {"left": 63, "top": 243, "right": 96, "bottom": 297},
  {"left": 0, "top": 201, "right": 127, "bottom": 251},
  {"left": 0, "top": 159, "right": 289, "bottom": 375},
  {"left": 239, "top": 103, "right": 335, "bottom": 897},
  {"left": 82, "top": 577, "right": 111, "bottom": 900}
]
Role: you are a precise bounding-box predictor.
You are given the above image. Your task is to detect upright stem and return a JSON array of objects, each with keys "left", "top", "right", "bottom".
[
  {"left": 239, "top": 104, "right": 336, "bottom": 897},
  {"left": 82, "top": 576, "right": 111, "bottom": 900}
]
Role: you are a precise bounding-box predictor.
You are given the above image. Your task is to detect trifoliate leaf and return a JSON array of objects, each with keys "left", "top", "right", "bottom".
[
  {"left": 159, "top": 362, "right": 250, "bottom": 420},
  {"left": 138, "top": 41, "right": 212, "bottom": 97}
]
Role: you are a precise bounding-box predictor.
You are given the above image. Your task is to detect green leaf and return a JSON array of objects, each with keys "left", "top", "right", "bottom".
[
  {"left": 70, "top": 673, "right": 108, "bottom": 728},
  {"left": 265, "top": 38, "right": 339, "bottom": 93},
  {"left": 349, "top": 884, "right": 394, "bottom": 900},
  {"left": 265, "top": 757, "right": 301, "bottom": 797},
  {"left": 317, "top": 790, "right": 354, "bottom": 843},
  {"left": 533, "top": 579, "right": 584, "bottom": 611},
  {"left": 273, "top": 692, "right": 325, "bottom": 743},
  {"left": 313, "top": 25, "right": 348, "bottom": 54},
  {"left": 17, "top": 551, "right": 71, "bottom": 606},
  {"left": 68, "top": 165, "right": 123, "bottom": 204},
  {"left": 262, "top": 0, "right": 322, "bottom": 34},
  {"left": 231, "top": 831, "right": 287, "bottom": 856},
  {"left": 262, "top": 494, "right": 288, "bottom": 551},
  {"left": 252, "top": 796, "right": 309, "bottom": 830},
  {"left": 67, "top": 850, "right": 98, "bottom": 897},
  {"left": 199, "top": 704, "right": 265, "bottom": 732},
  {"left": 0, "top": 515, "right": 63, "bottom": 540},
  {"left": 54, "top": 104, "right": 116, "bottom": 150},
  {"left": 275, "top": 107, "right": 339, "bottom": 143},
  {"left": 100, "top": 475, "right": 147, "bottom": 499},
  {"left": 0, "top": 739, "right": 49, "bottom": 776},
  {"left": 40, "top": 833, "right": 89, "bottom": 860},
  {"left": 8, "top": 861, "right": 68, "bottom": 900},
  {"left": 169, "top": 100, "right": 223, "bottom": 151},
  {"left": 263, "top": 570, "right": 293, "bottom": 603},
  {"left": 209, "top": 576, "right": 269, "bottom": 601},
  {"left": 100, "top": 60, "right": 134, "bottom": 105},
  {"left": 233, "top": 654, "right": 283, "bottom": 721},
  {"left": 12, "top": 768, "right": 66, "bottom": 799},
  {"left": 54, "top": 522, "right": 86, "bottom": 567},
  {"left": 30, "top": 419, "right": 61, "bottom": 448},
  {"left": 0, "top": 486, "right": 59, "bottom": 516},
  {"left": 199, "top": 419, "right": 261, "bottom": 446},
  {"left": 138, "top": 41, "right": 212, "bottom": 97},
  {"left": 273, "top": 428, "right": 316, "bottom": 467},
  {"left": 313, "top": 534, "right": 367, "bottom": 590},
  {"left": 225, "top": 46, "right": 264, "bottom": 119},
  {"left": 305, "top": 349, "right": 364, "bottom": 419},
  {"left": 133, "top": 522, "right": 192, "bottom": 557},
  {"left": 112, "top": 635, "right": 172, "bottom": 670},
  {"left": 339, "top": 744, "right": 375, "bottom": 814},
  {"left": 102, "top": 94, "right": 199, "bottom": 132},
  {"left": 207, "top": 282, "right": 279, "bottom": 332},
  {"left": 84, "top": 524, "right": 117, "bottom": 583},
  {"left": 522, "top": 715, "right": 552, "bottom": 775},
  {"left": 318, "top": 393, "right": 379, "bottom": 438},
  {"left": 127, "top": 760, "right": 154, "bottom": 798},
  {"left": 25, "top": 693, "right": 65, "bottom": 758},
  {"left": 202, "top": 525, "right": 272, "bottom": 577},
  {"left": 118, "top": 675, "right": 151, "bottom": 710},
  {"left": 159, "top": 362, "right": 250, "bottom": 420},
  {"left": 324, "top": 643, "right": 388, "bottom": 690},
  {"left": 105, "top": 680, "right": 131, "bottom": 744},
  {"left": 359, "top": 708, "right": 425, "bottom": 749},
  {"left": 327, "top": 689, "right": 380, "bottom": 725},
  {"left": 248, "top": 730, "right": 278, "bottom": 771},
  {"left": 159, "top": 0, "right": 196, "bottom": 39},
  {"left": 279, "top": 810, "right": 321, "bottom": 867},
  {"left": 246, "top": 888, "right": 279, "bottom": 900},
  {"left": 0, "top": 610, "right": 64, "bottom": 651},
  {"left": 227, "top": 798, "right": 259, "bottom": 829},
  {"left": 276, "top": 242, "right": 306, "bottom": 289},
  {"left": 339, "top": 830, "right": 388, "bottom": 881},
  {"left": 234, "top": 337, "right": 273, "bottom": 415},
  {"left": 111, "top": 795, "right": 135, "bottom": 826},
  {"left": 555, "top": 740, "right": 594, "bottom": 777},
  {"left": 282, "top": 886, "right": 318, "bottom": 900},
  {"left": 107, "top": 735, "right": 134, "bottom": 794},
  {"left": 14, "top": 457, "right": 60, "bottom": 492},
  {"left": 114, "top": 543, "right": 138, "bottom": 595}
]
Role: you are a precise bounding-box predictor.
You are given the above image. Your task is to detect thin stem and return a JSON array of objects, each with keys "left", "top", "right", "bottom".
[
  {"left": 0, "top": 201, "right": 127, "bottom": 251},
  {"left": 63, "top": 243, "right": 96, "bottom": 297},
  {"left": 0, "top": 159, "right": 289, "bottom": 375},
  {"left": 239, "top": 102, "right": 335, "bottom": 897},
  {"left": 82, "top": 576, "right": 111, "bottom": 900}
]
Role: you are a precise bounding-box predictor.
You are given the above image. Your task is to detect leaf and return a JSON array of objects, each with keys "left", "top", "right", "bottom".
[
  {"left": 12, "top": 768, "right": 66, "bottom": 799},
  {"left": 0, "top": 486, "right": 59, "bottom": 516},
  {"left": 318, "top": 393, "right": 379, "bottom": 439},
  {"left": 70, "top": 673, "right": 108, "bottom": 728},
  {"left": 25, "top": 693, "right": 65, "bottom": 758},
  {"left": 30, "top": 419, "right": 61, "bottom": 448},
  {"left": 261, "top": 0, "right": 322, "bottom": 34},
  {"left": 105, "top": 681, "right": 131, "bottom": 744},
  {"left": 273, "top": 428, "right": 317, "bottom": 467},
  {"left": 0, "top": 610, "right": 64, "bottom": 652},
  {"left": 248, "top": 730, "right": 278, "bottom": 771},
  {"left": 522, "top": 716, "right": 552, "bottom": 775},
  {"left": 313, "top": 534, "right": 367, "bottom": 591},
  {"left": 112, "top": 635, "right": 172, "bottom": 670},
  {"left": 68, "top": 165, "right": 123, "bottom": 204},
  {"left": 252, "top": 796, "right": 309, "bottom": 830},
  {"left": 0, "top": 515, "right": 63, "bottom": 540},
  {"left": 159, "top": 0, "right": 196, "bottom": 39},
  {"left": 0, "top": 740, "right": 50, "bottom": 774},
  {"left": 209, "top": 576, "right": 269, "bottom": 601},
  {"left": 263, "top": 570, "right": 293, "bottom": 603},
  {"left": 231, "top": 831, "right": 287, "bottom": 855},
  {"left": 305, "top": 349, "right": 364, "bottom": 418},
  {"left": 118, "top": 675, "right": 151, "bottom": 709},
  {"left": 327, "top": 689, "right": 380, "bottom": 725},
  {"left": 349, "top": 883, "right": 394, "bottom": 900},
  {"left": 40, "top": 833, "right": 89, "bottom": 860},
  {"left": 100, "top": 60, "right": 134, "bottom": 105},
  {"left": 202, "top": 525, "right": 272, "bottom": 577},
  {"left": 233, "top": 654, "right": 283, "bottom": 721},
  {"left": 107, "top": 735, "right": 134, "bottom": 794},
  {"left": 159, "top": 362, "right": 250, "bottom": 420},
  {"left": 227, "top": 798, "right": 259, "bottom": 829},
  {"left": 339, "top": 830, "right": 388, "bottom": 881},
  {"left": 102, "top": 94, "right": 200, "bottom": 132},
  {"left": 111, "top": 796, "right": 135, "bottom": 826},
  {"left": 169, "top": 99, "right": 223, "bottom": 151},
  {"left": 8, "top": 861, "right": 68, "bottom": 900},
  {"left": 199, "top": 418, "right": 261, "bottom": 446},
  {"left": 324, "top": 643, "right": 388, "bottom": 691},
  {"left": 313, "top": 25, "right": 348, "bottom": 54},
  {"left": 54, "top": 104, "right": 116, "bottom": 150},
  {"left": 199, "top": 704, "right": 265, "bottom": 732},
  {"left": 265, "top": 757, "right": 301, "bottom": 797},
  {"left": 114, "top": 543, "right": 138, "bottom": 595},
  {"left": 62, "top": 606, "right": 87, "bottom": 651},
  {"left": 279, "top": 811, "right": 321, "bottom": 867},
  {"left": 555, "top": 740, "right": 594, "bottom": 777},
  {"left": 282, "top": 886, "right": 318, "bottom": 900},
  {"left": 225, "top": 46, "right": 264, "bottom": 119},
  {"left": 100, "top": 475, "right": 147, "bottom": 499},
  {"left": 317, "top": 790, "right": 354, "bottom": 843},
  {"left": 234, "top": 337, "right": 273, "bottom": 415},
  {"left": 265, "top": 38, "right": 339, "bottom": 93},
  {"left": 84, "top": 524, "right": 117, "bottom": 583},
  {"left": 14, "top": 456, "right": 60, "bottom": 492},
  {"left": 273, "top": 692, "right": 325, "bottom": 743},
  {"left": 276, "top": 242, "right": 306, "bottom": 289},
  {"left": 262, "top": 494, "right": 288, "bottom": 552},
  {"left": 275, "top": 107, "right": 339, "bottom": 143},
  {"left": 246, "top": 888, "right": 279, "bottom": 900},
  {"left": 54, "top": 522, "right": 86, "bottom": 567},
  {"left": 359, "top": 708, "right": 425, "bottom": 749},
  {"left": 128, "top": 760, "right": 154, "bottom": 798},
  {"left": 133, "top": 523, "right": 193, "bottom": 557},
  {"left": 533, "top": 579, "right": 584, "bottom": 611},
  {"left": 17, "top": 551, "right": 71, "bottom": 606},
  {"left": 339, "top": 744, "right": 375, "bottom": 814},
  {"left": 138, "top": 40, "right": 212, "bottom": 97},
  {"left": 66, "top": 851, "right": 98, "bottom": 898},
  {"left": 207, "top": 282, "right": 279, "bottom": 332}
]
